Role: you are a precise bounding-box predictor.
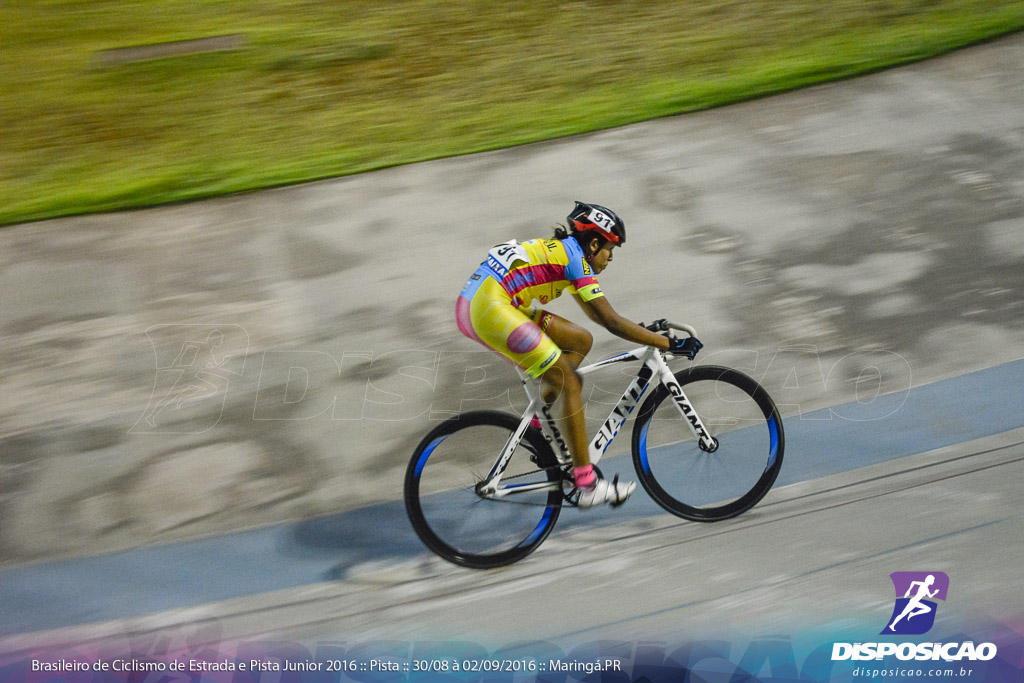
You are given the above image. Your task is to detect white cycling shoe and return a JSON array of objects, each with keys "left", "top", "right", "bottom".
[{"left": 577, "top": 475, "right": 636, "bottom": 509}]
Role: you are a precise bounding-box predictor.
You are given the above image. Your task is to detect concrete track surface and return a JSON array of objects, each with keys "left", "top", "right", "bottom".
[
  {"left": 3, "top": 32, "right": 1024, "bottom": 683},
  {"left": 3, "top": 427, "right": 1024, "bottom": 680}
]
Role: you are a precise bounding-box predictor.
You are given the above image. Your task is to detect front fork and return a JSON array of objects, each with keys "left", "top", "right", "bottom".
[{"left": 658, "top": 364, "right": 719, "bottom": 453}]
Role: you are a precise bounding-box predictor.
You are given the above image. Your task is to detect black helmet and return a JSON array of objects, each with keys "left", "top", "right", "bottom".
[{"left": 567, "top": 201, "right": 626, "bottom": 245}]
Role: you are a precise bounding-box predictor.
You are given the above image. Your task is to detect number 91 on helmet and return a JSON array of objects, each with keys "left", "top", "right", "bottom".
[{"left": 567, "top": 201, "right": 626, "bottom": 246}]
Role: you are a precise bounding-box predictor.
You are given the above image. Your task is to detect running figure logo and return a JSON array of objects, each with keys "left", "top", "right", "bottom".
[
  {"left": 881, "top": 571, "right": 950, "bottom": 635},
  {"left": 133, "top": 324, "right": 248, "bottom": 434}
]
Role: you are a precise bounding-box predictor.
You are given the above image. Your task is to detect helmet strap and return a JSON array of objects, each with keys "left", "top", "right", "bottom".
[{"left": 581, "top": 235, "right": 603, "bottom": 261}]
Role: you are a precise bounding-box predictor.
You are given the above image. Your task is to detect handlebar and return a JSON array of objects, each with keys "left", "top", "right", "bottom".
[{"left": 640, "top": 319, "right": 698, "bottom": 338}]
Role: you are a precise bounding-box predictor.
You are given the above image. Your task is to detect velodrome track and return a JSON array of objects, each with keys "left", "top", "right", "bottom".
[
  {"left": 4, "top": 386, "right": 1023, "bottom": 647},
  {"left": 3, "top": 31, "right": 1024, "bottom": 678}
]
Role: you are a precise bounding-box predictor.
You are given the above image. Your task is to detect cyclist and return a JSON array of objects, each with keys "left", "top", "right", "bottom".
[{"left": 455, "top": 201, "right": 701, "bottom": 508}]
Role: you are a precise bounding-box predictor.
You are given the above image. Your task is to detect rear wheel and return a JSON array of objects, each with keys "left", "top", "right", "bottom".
[
  {"left": 631, "top": 365, "right": 784, "bottom": 521},
  {"left": 404, "top": 410, "right": 563, "bottom": 568}
]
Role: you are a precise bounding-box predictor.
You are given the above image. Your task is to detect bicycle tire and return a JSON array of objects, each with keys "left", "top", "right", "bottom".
[
  {"left": 631, "top": 365, "right": 784, "bottom": 521},
  {"left": 404, "top": 410, "right": 563, "bottom": 568}
]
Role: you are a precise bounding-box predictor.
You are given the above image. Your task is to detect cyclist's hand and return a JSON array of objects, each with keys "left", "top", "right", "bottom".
[{"left": 667, "top": 336, "right": 703, "bottom": 360}]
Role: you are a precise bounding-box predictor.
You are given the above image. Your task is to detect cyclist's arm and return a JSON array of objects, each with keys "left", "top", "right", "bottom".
[{"left": 575, "top": 294, "right": 671, "bottom": 350}]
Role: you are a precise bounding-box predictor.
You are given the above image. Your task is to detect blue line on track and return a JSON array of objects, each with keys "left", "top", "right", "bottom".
[{"left": 2, "top": 359, "right": 1023, "bottom": 636}]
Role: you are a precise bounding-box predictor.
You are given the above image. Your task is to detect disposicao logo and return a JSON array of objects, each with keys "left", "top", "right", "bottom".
[
  {"left": 831, "top": 571, "right": 998, "bottom": 663},
  {"left": 881, "top": 571, "right": 949, "bottom": 635}
]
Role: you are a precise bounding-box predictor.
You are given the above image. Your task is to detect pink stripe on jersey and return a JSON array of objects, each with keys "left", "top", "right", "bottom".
[
  {"left": 573, "top": 276, "right": 598, "bottom": 288},
  {"left": 502, "top": 264, "right": 566, "bottom": 297}
]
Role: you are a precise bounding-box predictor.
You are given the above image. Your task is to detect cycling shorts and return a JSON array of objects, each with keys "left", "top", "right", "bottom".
[{"left": 455, "top": 269, "right": 561, "bottom": 379}]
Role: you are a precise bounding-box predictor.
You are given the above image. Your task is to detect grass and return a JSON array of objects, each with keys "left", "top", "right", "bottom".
[{"left": 2, "top": 0, "right": 1024, "bottom": 226}]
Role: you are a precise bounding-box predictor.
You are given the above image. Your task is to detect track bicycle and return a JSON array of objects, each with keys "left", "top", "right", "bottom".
[{"left": 404, "top": 320, "right": 784, "bottom": 568}]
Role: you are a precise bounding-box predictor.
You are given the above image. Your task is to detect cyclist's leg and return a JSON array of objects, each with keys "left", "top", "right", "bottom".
[
  {"left": 537, "top": 353, "right": 589, "bottom": 469},
  {"left": 532, "top": 309, "right": 592, "bottom": 371},
  {"left": 534, "top": 312, "right": 636, "bottom": 505},
  {"left": 539, "top": 352, "right": 636, "bottom": 506},
  {"left": 529, "top": 309, "right": 592, "bottom": 404},
  {"left": 526, "top": 310, "right": 608, "bottom": 474}
]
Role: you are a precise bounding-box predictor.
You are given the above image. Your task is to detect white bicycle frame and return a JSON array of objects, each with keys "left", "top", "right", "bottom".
[{"left": 478, "top": 322, "right": 716, "bottom": 498}]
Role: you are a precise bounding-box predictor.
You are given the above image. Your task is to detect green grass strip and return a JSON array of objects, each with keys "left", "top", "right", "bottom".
[{"left": 2, "top": 0, "right": 1023, "bottom": 226}]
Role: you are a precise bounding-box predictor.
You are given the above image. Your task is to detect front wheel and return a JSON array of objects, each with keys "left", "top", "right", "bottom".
[
  {"left": 631, "top": 365, "right": 784, "bottom": 521},
  {"left": 404, "top": 410, "right": 563, "bottom": 569}
]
